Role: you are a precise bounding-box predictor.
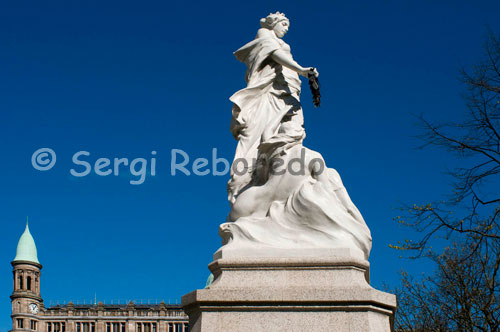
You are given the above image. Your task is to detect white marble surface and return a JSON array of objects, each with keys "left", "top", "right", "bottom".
[
  {"left": 221, "top": 12, "right": 372, "bottom": 260},
  {"left": 181, "top": 13, "right": 396, "bottom": 332}
]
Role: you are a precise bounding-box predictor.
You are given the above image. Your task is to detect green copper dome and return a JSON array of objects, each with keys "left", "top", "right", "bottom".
[{"left": 13, "top": 223, "right": 39, "bottom": 264}]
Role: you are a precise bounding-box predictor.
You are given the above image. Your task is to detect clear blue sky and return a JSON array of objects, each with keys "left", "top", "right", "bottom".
[{"left": 1, "top": 1, "right": 500, "bottom": 331}]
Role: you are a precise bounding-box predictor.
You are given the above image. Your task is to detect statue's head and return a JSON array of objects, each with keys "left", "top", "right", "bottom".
[{"left": 260, "top": 12, "right": 289, "bottom": 38}]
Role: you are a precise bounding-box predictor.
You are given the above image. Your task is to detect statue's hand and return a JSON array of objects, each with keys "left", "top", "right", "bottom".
[
  {"left": 310, "top": 67, "right": 319, "bottom": 78},
  {"left": 300, "top": 67, "right": 319, "bottom": 78}
]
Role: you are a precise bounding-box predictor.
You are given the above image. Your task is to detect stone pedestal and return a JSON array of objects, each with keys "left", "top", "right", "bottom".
[{"left": 182, "top": 249, "right": 396, "bottom": 332}]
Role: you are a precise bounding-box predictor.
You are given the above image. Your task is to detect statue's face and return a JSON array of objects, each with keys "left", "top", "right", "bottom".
[{"left": 273, "top": 20, "right": 289, "bottom": 38}]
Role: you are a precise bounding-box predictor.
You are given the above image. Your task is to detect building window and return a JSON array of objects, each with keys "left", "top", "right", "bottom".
[
  {"left": 27, "top": 276, "right": 32, "bottom": 291},
  {"left": 77, "top": 323, "right": 90, "bottom": 332},
  {"left": 121, "top": 323, "right": 125, "bottom": 332},
  {"left": 175, "top": 323, "right": 183, "bottom": 332},
  {"left": 144, "top": 324, "right": 150, "bottom": 332},
  {"left": 152, "top": 323, "right": 156, "bottom": 332},
  {"left": 136, "top": 324, "right": 141, "bottom": 332},
  {"left": 31, "top": 320, "right": 37, "bottom": 330},
  {"left": 112, "top": 323, "right": 120, "bottom": 332},
  {"left": 18, "top": 276, "right": 24, "bottom": 290},
  {"left": 106, "top": 323, "right": 111, "bottom": 332},
  {"left": 47, "top": 323, "right": 52, "bottom": 332},
  {"left": 91, "top": 323, "right": 95, "bottom": 332},
  {"left": 61, "top": 323, "right": 65, "bottom": 332},
  {"left": 184, "top": 324, "right": 188, "bottom": 332},
  {"left": 168, "top": 323, "right": 173, "bottom": 332},
  {"left": 17, "top": 319, "right": 24, "bottom": 329}
]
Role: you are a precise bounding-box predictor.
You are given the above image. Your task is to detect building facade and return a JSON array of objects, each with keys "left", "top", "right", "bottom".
[{"left": 10, "top": 225, "right": 189, "bottom": 332}]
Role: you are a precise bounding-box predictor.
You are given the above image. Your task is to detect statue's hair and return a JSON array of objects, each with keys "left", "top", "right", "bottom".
[{"left": 260, "top": 11, "right": 288, "bottom": 29}]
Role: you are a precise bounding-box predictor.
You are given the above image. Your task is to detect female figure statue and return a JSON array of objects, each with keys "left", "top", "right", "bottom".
[
  {"left": 222, "top": 13, "right": 372, "bottom": 260},
  {"left": 228, "top": 12, "right": 318, "bottom": 203}
]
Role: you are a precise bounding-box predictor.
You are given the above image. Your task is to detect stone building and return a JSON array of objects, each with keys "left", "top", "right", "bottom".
[{"left": 10, "top": 225, "right": 189, "bottom": 332}]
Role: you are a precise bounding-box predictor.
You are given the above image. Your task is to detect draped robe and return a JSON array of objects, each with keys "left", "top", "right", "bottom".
[{"left": 229, "top": 31, "right": 303, "bottom": 202}]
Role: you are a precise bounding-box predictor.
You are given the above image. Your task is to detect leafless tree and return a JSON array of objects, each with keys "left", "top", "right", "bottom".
[
  {"left": 394, "top": 30, "right": 500, "bottom": 253},
  {"left": 394, "top": 239, "right": 500, "bottom": 332},
  {"left": 393, "top": 30, "right": 500, "bottom": 331}
]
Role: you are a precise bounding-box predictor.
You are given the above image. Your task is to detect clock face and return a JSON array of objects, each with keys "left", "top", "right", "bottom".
[{"left": 29, "top": 303, "right": 39, "bottom": 314}]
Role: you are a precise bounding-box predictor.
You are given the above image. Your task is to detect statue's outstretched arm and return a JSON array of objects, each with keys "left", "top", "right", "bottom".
[{"left": 271, "top": 50, "right": 318, "bottom": 77}]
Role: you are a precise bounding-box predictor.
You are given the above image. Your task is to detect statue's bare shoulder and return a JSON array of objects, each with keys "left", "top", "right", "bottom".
[{"left": 256, "top": 28, "right": 273, "bottom": 39}]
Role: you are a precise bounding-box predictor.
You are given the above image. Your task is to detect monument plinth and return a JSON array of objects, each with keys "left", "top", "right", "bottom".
[
  {"left": 182, "top": 249, "right": 395, "bottom": 331},
  {"left": 182, "top": 11, "right": 396, "bottom": 331}
]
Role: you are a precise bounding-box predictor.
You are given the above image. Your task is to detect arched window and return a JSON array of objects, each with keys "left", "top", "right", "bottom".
[
  {"left": 27, "top": 276, "right": 32, "bottom": 291},
  {"left": 18, "top": 275, "right": 23, "bottom": 290}
]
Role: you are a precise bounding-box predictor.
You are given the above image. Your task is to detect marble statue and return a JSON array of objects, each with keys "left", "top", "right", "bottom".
[
  {"left": 219, "top": 12, "right": 372, "bottom": 260},
  {"left": 183, "top": 14, "right": 396, "bottom": 331}
]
